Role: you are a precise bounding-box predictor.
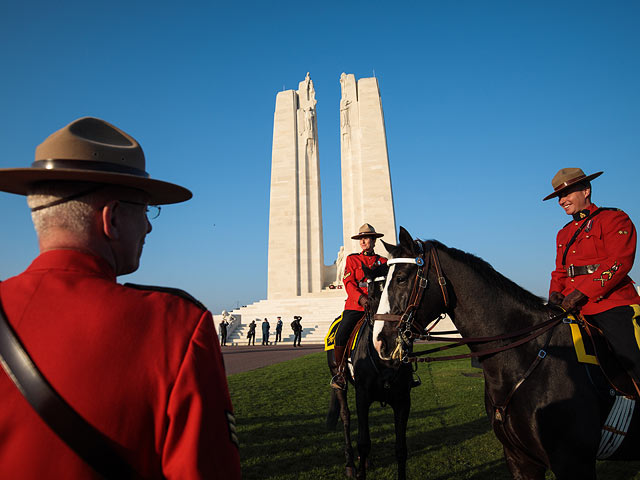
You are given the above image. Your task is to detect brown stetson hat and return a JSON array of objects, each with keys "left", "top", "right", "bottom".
[
  {"left": 351, "top": 223, "right": 384, "bottom": 240},
  {"left": 542, "top": 167, "right": 603, "bottom": 201},
  {"left": 0, "top": 117, "right": 192, "bottom": 205}
]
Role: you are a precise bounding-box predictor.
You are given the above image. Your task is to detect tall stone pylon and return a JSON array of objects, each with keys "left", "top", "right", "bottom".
[
  {"left": 267, "top": 73, "right": 325, "bottom": 299},
  {"left": 339, "top": 73, "right": 397, "bottom": 254}
]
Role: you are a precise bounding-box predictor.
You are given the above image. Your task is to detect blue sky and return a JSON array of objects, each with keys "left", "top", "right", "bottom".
[{"left": 1, "top": 1, "right": 638, "bottom": 313}]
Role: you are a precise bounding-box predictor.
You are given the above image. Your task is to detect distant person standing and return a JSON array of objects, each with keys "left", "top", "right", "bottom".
[
  {"left": 275, "top": 316, "right": 283, "bottom": 344},
  {"left": 219, "top": 319, "right": 228, "bottom": 346},
  {"left": 247, "top": 320, "right": 256, "bottom": 346},
  {"left": 291, "top": 316, "right": 303, "bottom": 347},
  {"left": 261, "top": 318, "right": 270, "bottom": 345}
]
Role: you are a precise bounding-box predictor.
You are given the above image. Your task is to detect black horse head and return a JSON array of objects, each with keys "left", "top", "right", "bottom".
[{"left": 373, "top": 227, "right": 450, "bottom": 360}]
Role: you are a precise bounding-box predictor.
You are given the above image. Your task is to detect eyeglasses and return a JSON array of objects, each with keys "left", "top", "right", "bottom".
[{"left": 120, "top": 200, "right": 161, "bottom": 220}]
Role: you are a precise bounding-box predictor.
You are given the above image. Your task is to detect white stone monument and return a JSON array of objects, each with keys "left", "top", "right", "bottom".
[
  {"left": 339, "top": 73, "right": 397, "bottom": 254},
  {"left": 267, "top": 73, "right": 324, "bottom": 299}
]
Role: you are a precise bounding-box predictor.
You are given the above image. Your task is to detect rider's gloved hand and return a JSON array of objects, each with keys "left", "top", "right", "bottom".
[
  {"left": 561, "top": 289, "right": 587, "bottom": 311},
  {"left": 548, "top": 291, "right": 565, "bottom": 307},
  {"left": 358, "top": 295, "right": 370, "bottom": 309}
]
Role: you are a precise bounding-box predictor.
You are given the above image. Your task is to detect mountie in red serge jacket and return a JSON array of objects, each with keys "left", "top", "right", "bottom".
[
  {"left": 0, "top": 250, "right": 241, "bottom": 480},
  {"left": 550, "top": 203, "right": 640, "bottom": 315},
  {"left": 343, "top": 251, "right": 388, "bottom": 311}
]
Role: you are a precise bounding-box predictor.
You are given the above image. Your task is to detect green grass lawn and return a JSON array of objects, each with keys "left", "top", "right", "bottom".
[{"left": 227, "top": 344, "right": 640, "bottom": 479}]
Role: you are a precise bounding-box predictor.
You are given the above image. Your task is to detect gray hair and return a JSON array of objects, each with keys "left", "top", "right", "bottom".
[{"left": 27, "top": 182, "right": 107, "bottom": 238}]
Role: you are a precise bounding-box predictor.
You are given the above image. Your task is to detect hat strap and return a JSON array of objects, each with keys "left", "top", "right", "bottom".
[
  {"left": 32, "top": 159, "right": 149, "bottom": 178},
  {"left": 30, "top": 185, "right": 104, "bottom": 212}
]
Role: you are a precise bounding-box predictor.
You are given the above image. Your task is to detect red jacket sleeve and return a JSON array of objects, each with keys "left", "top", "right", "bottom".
[
  {"left": 343, "top": 255, "right": 365, "bottom": 306},
  {"left": 549, "top": 229, "right": 568, "bottom": 296},
  {"left": 162, "top": 311, "right": 241, "bottom": 479}
]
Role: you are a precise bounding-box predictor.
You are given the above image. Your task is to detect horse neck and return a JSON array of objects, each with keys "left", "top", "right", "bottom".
[{"left": 435, "top": 248, "right": 549, "bottom": 341}]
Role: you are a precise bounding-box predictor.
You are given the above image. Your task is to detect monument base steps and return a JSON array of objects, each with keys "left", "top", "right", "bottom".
[{"left": 214, "top": 289, "right": 457, "bottom": 345}]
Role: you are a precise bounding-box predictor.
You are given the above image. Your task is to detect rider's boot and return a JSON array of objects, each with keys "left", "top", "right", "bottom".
[{"left": 330, "top": 345, "right": 347, "bottom": 390}]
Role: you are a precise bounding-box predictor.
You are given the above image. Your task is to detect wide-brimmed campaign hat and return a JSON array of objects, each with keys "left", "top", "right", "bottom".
[
  {"left": 351, "top": 223, "right": 384, "bottom": 239},
  {"left": 542, "top": 168, "right": 603, "bottom": 201},
  {"left": 0, "top": 117, "right": 192, "bottom": 205}
]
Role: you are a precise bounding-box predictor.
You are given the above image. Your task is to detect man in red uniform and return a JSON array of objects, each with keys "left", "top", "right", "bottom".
[
  {"left": 0, "top": 117, "right": 241, "bottom": 479},
  {"left": 545, "top": 167, "right": 640, "bottom": 385},
  {"left": 330, "top": 223, "right": 387, "bottom": 390}
]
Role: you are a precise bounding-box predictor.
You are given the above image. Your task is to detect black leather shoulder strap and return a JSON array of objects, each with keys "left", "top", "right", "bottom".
[
  {"left": 124, "top": 283, "right": 207, "bottom": 311},
  {"left": 0, "top": 302, "right": 142, "bottom": 480},
  {"left": 561, "top": 208, "right": 619, "bottom": 267}
]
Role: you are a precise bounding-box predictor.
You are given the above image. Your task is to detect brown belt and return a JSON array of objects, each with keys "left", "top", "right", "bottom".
[{"left": 567, "top": 263, "right": 600, "bottom": 278}]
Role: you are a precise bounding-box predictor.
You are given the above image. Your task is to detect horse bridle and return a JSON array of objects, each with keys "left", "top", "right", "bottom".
[{"left": 373, "top": 241, "right": 450, "bottom": 358}]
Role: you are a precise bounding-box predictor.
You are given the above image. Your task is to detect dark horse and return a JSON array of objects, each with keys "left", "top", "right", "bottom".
[
  {"left": 327, "top": 262, "right": 416, "bottom": 480},
  {"left": 373, "top": 227, "right": 640, "bottom": 480}
]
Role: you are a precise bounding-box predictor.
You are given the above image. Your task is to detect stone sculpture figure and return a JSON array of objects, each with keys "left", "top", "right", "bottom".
[{"left": 335, "top": 246, "right": 346, "bottom": 285}]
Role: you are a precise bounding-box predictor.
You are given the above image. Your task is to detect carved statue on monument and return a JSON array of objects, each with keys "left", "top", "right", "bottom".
[
  {"left": 303, "top": 72, "right": 316, "bottom": 104},
  {"left": 304, "top": 107, "right": 315, "bottom": 137},
  {"left": 335, "top": 245, "right": 345, "bottom": 285}
]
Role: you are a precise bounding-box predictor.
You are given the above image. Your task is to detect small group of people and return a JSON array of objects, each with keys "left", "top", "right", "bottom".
[{"left": 246, "top": 315, "right": 294, "bottom": 345}]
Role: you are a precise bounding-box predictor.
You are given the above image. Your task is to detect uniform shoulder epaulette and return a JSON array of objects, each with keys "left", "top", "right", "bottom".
[{"left": 124, "top": 283, "right": 207, "bottom": 311}]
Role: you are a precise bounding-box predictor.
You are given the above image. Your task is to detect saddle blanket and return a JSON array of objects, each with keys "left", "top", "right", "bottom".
[
  {"left": 324, "top": 315, "right": 341, "bottom": 351},
  {"left": 324, "top": 314, "right": 364, "bottom": 352}
]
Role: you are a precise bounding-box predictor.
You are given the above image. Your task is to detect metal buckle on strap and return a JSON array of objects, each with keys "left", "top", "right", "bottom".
[
  {"left": 568, "top": 264, "right": 576, "bottom": 278},
  {"left": 438, "top": 276, "right": 446, "bottom": 286}
]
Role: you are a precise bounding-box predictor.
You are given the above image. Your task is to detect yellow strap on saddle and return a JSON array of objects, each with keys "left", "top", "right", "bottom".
[
  {"left": 631, "top": 304, "right": 640, "bottom": 351},
  {"left": 567, "top": 313, "right": 599, "bottom": 365}
]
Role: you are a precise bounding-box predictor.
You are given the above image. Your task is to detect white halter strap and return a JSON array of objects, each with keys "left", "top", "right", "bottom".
[{"left": 387, "top": 257, "right": 424, "bottom": 267}]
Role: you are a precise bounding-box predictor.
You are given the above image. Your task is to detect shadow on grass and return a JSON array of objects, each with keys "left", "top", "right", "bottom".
[{"left": 237, "top": 405, "right": 502, "bottom": 480}]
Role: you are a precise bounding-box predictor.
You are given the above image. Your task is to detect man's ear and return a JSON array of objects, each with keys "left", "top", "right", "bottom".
[{"left": 102, "top": 200, "right": 120, "bottom": 240}]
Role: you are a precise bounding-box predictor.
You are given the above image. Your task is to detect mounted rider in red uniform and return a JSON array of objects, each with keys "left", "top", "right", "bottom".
[
  {"left": 330, "top": 223, "right": 387, "bottom": 390},
  {"left": 545, "top": 167, "right": 640, "bottom": 389}
]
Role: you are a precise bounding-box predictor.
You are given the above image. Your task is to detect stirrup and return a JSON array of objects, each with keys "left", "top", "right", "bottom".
[{"left": 330, "top": 373, "right": 346, "bottom": 390}]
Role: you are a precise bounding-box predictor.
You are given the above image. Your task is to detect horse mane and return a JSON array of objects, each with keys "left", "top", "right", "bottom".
[{"left": 425, "top": 239, "right": 546, "bottom": 310}]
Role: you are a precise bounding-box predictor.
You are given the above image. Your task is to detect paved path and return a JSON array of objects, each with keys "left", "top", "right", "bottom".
[{"left": 221, "top": 344, "right": 325, "bottom": 375}]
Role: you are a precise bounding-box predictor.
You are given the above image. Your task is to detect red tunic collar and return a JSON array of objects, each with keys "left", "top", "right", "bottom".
[
  {"left": 25, "top": 250, "right": 117, "bottom": 282},
  {"left": 571, "top": 203, "right": 599, "bottom": 221}
]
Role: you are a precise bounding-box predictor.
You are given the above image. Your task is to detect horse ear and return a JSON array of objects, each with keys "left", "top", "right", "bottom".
[
  {"left": 399, "top": 227, "right": 414, "bottom": 250},
  {"left": 381, "top": 239, "right": 395, "bottom": 255}
]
